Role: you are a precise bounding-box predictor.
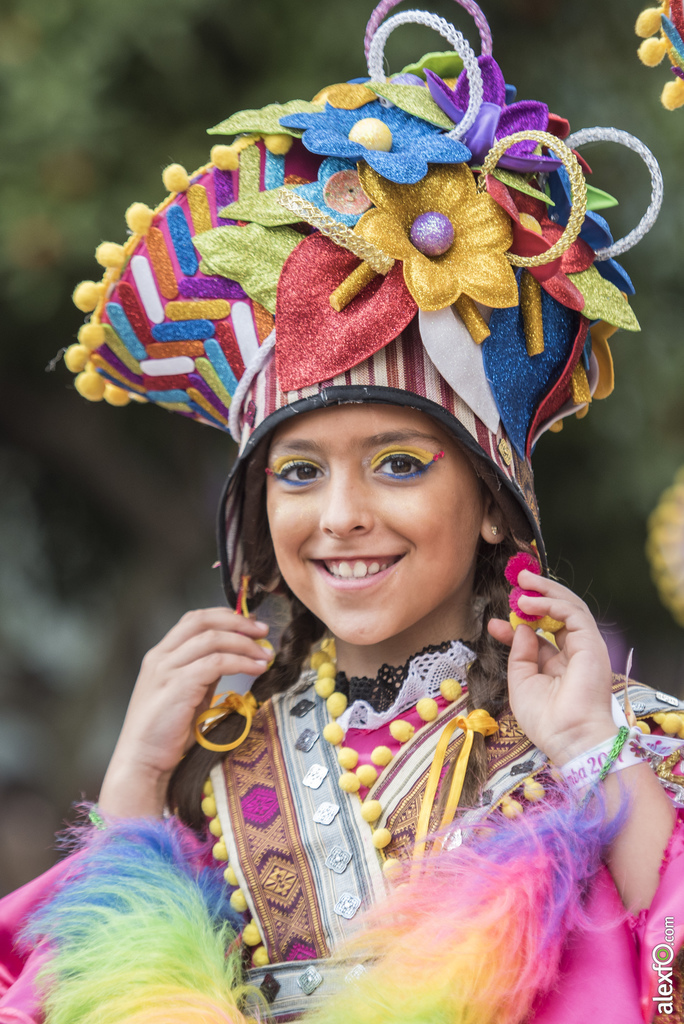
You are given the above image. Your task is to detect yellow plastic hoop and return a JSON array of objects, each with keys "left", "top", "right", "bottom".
[
  {"left": 476, "top": 130, "right": 587, "bottom": 268},
  {"left": 194, "top": 691, "right": 257, "bottom": 752}
]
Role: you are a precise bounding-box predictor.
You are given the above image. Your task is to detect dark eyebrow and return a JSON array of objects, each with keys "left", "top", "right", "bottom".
[{"left": 268, "top": 430, "right": 444, "bottom": 458}]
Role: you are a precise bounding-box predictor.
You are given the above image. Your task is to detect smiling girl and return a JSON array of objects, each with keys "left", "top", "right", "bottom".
[{"left": 2, "top": 1, "right": 684, "bottom": 1022}]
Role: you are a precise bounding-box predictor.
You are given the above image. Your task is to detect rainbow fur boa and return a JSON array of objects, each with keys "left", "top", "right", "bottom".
[{"left": 24, "top": 794, "right": 625, "bottom": 1024}]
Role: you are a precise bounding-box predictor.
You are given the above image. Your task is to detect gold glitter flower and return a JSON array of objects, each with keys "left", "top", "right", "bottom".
[{"left": 355, "top": 162, "right": 518, "bottom": 312}]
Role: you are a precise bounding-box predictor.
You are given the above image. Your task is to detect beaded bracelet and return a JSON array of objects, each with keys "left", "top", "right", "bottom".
[{"left": 560, "top": 726, "right": 645, "bottom": 793}]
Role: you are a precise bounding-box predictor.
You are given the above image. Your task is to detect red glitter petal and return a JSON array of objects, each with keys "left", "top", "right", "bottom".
[
  {"left": 275, "top": 234, "right": 417, "bottom": 392},
  {"left": 525, "top": 317, "right": 589, "bottom": 459}
]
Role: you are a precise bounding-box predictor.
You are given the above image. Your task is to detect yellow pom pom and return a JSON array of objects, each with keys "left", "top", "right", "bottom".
[
  {"left": 256, "top": 638, "right": 275, "bottom": 667},
  {"left": 103, "top": 383, "right": 131, "bottom": 406},
  {"left": 323, "top": 722, "right": 344, "bottom": 745},
  {"left": 203, "top": 778, "right": 214, "bottom": 797},
  {"left": 263, "top": 133, "right": 294, "bottom": 155},
  {"left": 125, "top": 202, "right": 154, "bottom": 234},
  {"left": 389, "top": 719, "right": 415, "bottom": 743},
  {"left": 661, "top": 78, "right": 684, "bottom": 110},
  {"left": 440, "top": 678, "right": 462, "bottom": 702},
  {"left": 229, "top": 888, "right": 247, "bottom": 912},
  {"left": 636, "top": 720, "right": 651, "bottom": 734},
  {"left": 348, "top": 118, "right": 393, "bottom": 151},
  {"left": 338, "top": 771, "right": 361, "bottom": 793},
  {"left": 252, "top": 945, "right": 269, "bottom": 967},
  {"left": 638, "top": 36, "right": 667, "bottom": 65},
  {"left": 317, "top": 661, "right": 336, "bottom": 679},
  {"left": 356, "top": 764, "right": 378, "bottom": 788},
  {"left": 652, "top": 712, "right": 665, "bottom": 725},
  {"left": 372, "top": 827, "right": 392, "bottom": 849},
  {"left": 162, "top": 163, "right": 190, "bottom": 192},
  {"left": 78, "top": 322, "right": 105, "bottom": 350},
  {"left": 360, "top": 799, "right": 382, "bottom": 823},
  {"left": 661, "top": 712, "right": 682, "bottom": 735},
  {"left": 242, "top": 922, "right": 261, "bottom": 946},
  {"left": 74, "top": 370, "right": 106, "bottom": 401},
  {"left": 224, "top": 865, "right": 238, "bottom": 886},
  {"left": 95, "top": 241, "right": 126, "bottom": 268},
  {"left": 416, "top": 697, "right": 438, "bottom": 722},
  {"left": 212, "top": 839, "right": 229, "bottom": 862},
  {"left": 64, "top": 344, "right": 90, "bottom": 373},
  {"left": 371, "top": 745, "right": 393, "bottom": 767},
  {"left": 210, "top": 144, "right": 240, "bottom": 171},
  {"left": 321, "top": 638, "right": 336, "bottom": 659},
  {"left": 327, "top": 692, "right": 348, "bottom": 718},
  {"left": 201, "top": 795, "right": 217, "bottom": 817},
  {"left": 72, "top": 280, "right": 102, "bottom": 313},
  {"left": 523, "top": 779, "right": 545, "bottom": 803},
  {"left": 315, "top": 677, "right": 335, "bottom": 699},
  {"left": 635, "top": 7, "right": 663, "bottom": 38},
  {"left": 382, "top": 857, "right": 403, "bottom": 880},
  {"left": 232, "top": 135, "right": 257, "bottom": 153},
  {"left": 310, "top": 651, "right": 330, "bottom": 670},
  {"left": 501, "top": 797, "right": 523, "bottom": 819},
  {"left": 338, "top": 746, "right": 359, "bottom": 770},
  {"left": 209, "top": 817, "right": 223, "bottom": 838}
]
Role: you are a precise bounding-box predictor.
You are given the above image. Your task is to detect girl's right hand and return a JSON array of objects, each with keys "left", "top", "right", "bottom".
[{"left": 98, "top": 608, "right": 271, "bottom": 818}]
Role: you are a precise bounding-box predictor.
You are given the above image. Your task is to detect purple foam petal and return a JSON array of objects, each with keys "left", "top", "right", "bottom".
[
  {"left": 425, "top": 68, "right": 463, "bottom": 123},
  {"left": 454, "top": 55, "right": 506, "bottom": 109},
  {"left": 496, "top": 100, "right": 561, "bottom": 171}
]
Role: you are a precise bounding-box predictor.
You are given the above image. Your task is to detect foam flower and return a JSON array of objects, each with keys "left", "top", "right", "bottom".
[
  {"left": 426, "top": 55, "right": 563, "bottom": 171},
  {"left": 548, "top": 167, "right": 635, "bottom": 295},
  {"left": 292, "top": 157, "right": 372, "bottom": 226},
  {"left": 355, "top": 162, "right": 517, "bottom": 311},
  {"left": 278, "top": 100, "right": 470, "bottom": 185},
  {"left": 486, "top": 176, "right": 594, "bottom": 312}
]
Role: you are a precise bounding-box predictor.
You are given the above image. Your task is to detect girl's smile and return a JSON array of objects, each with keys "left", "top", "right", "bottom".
[{"left": 265, "top": 403, "right": 502, "bottom": 677}]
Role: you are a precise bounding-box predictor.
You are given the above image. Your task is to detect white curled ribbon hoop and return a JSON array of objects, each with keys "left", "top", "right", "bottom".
[
  {"left": 564, "top": 127, "right": 663, "bottom": 261},
  {"left": 364, "top": 0, "right": 493, "bottom": 58},
  {"left": 366, "top": 10, "right": 483, "bottom": 140}
]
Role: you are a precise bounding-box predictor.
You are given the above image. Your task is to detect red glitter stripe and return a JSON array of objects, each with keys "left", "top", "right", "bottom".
[
  {"left": 214, "top": 321, "right": 245, "bottom": 379},
  {"left": 672, "top": 0, "right": 684, "bottom": 37},
  {"left": 118, "top": 281, "right": 153, "bottom": 348},
  {"left": 143, "top": 374, "right": 191, "bottom": 391}
]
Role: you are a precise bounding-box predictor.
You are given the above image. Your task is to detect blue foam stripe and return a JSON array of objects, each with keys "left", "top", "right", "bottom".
[
  {"left": 105, "top": 303, "right": 147, "bottom": 360},
  {"left": 147, "top": 389, "right": 191, "bottom": 403},
  {"left": 187, "top": 399, "right": 227, "bottom": 428},
  {"left": 204, "top": 339, "right": 238, "bottom": 395},
  {"left": 264, "top": 151, "right": 285, "bottom": 190},
  {"left": 151, "top": 320, "right": 215, "bottom": 341},
  {"left": 166, "top": 206, "right": 199, "bottom": 276}
]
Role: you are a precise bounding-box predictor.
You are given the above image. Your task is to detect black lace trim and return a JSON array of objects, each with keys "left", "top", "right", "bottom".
[{"left": 334, "top": 640, "right": 456, "bottom": 714}]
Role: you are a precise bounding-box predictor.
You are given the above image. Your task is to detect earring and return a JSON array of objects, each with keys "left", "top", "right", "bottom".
[{"left": 491, "top": 526, "right": 499, "bottom": 536}]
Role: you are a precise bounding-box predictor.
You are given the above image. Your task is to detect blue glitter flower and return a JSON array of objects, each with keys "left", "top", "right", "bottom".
[
  {"left": 293, "top": 158, "right": 372, "bottom": 227},
  {"left": 548, "top": 168, "right": 635, "bottom": 295},
  {"left": 279, "top": 100, "right": 470, "bottom": 185}
]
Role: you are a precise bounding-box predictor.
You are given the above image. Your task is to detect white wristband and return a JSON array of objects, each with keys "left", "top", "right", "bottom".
[{"left": 560, "top": 727, "right": 645, "bottom": 792}]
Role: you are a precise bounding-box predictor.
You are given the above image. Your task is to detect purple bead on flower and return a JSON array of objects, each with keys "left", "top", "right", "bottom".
[
  {"left": 409, "top": 212, "right": 454, "bottom": 257},
  {"left": 279, "top": 100, "right": 471, "bottom": 186}
]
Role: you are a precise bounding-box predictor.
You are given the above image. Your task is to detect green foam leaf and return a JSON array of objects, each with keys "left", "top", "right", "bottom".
[
  {"left": 400, "top": 51, "right": 464, "bottom": 81},
  {"left": 585, "top": 184, "right": 619, "bottom": 212},
  {"left": 491, "top": 168, "right": 555, "bottom": 205},
  {"left": 569, "top": 266, "right": 640, "bottom": 331},
  {"left": 208, "top": 100, "right": 323, "bottom": 138},
  {"left": 194, "top": 223, "right": 302, "bottom": 313},
  {"left": 366, "top": 82, "right": 455, "bottom": 129},
  {"left": 218, "top": 186, "right": 300, "bottom": 227}
]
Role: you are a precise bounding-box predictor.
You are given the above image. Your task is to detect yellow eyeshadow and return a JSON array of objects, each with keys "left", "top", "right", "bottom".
[
  {"left": 369, "top": 445, "right": 437, "bottom": 471},
  {"left": 271, "top": 454, "right": 321, "bottom": 475}
]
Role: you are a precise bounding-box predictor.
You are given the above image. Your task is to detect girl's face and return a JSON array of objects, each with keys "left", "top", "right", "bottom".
[{"left": 266, "top": 404, "right": 501, "bottom": 671}]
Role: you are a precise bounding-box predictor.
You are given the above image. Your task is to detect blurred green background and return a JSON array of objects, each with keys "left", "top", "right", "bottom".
[{"left": 1, "top": 0, "right": 683, "bottom": 893}]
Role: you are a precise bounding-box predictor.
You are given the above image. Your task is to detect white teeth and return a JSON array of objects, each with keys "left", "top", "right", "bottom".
[
  {"left": 380, "top": 563, "right": 388, "bottom": 571},
  {"left": 367, "top": 562, "right": 380, "bottom": 575},
  {"left": 337, "top": 561, "right": 353, "bottom": 578},
  {"left": 353, "top": 561, "right": 368, "bottom": 578}
]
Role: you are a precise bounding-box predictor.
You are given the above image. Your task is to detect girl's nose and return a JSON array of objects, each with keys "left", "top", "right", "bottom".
[{"left": 319, "top": 472, "right": 374, "bottom": 539}]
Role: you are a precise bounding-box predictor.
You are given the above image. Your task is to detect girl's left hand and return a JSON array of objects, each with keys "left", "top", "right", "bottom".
[{"left": 488, "top": 570, "right": 617, "bottom": 766}]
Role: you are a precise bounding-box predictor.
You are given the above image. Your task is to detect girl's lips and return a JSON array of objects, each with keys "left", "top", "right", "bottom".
[{"left": 313, "top": 555, "right": 404, "bottom": 589}]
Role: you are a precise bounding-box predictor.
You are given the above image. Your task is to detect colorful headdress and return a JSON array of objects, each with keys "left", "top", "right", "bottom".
[{"left": 63, "top": 0, "right": 663, "bottom": 601}]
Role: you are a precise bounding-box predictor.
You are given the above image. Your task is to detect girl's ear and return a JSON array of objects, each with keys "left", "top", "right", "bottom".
[{"left": 480, "top": 494, "right": 505, "bottom": 546}]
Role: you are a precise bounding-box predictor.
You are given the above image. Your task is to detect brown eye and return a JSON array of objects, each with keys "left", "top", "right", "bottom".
[
  {"left": 389, "top": 457, "right": 414, "bottom": 475},
  {"left": 294, "top": 464, "right": 317, "bottom": 480}
]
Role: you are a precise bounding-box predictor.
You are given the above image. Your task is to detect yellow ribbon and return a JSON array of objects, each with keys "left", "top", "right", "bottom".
[
  {"left": 414, "top": 709, "right": 499, "bottom": 860},
  {"left": 194, "top": 691, "right": 257, "bottom": 752}
]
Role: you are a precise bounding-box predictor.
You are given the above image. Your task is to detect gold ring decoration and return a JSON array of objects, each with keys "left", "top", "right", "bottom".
[
  {"left": 476, "top": 130, "right": 588, "bottom": 268},
  {"left": 194, "top": 691, "right": 257, "bottom": 752}
]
